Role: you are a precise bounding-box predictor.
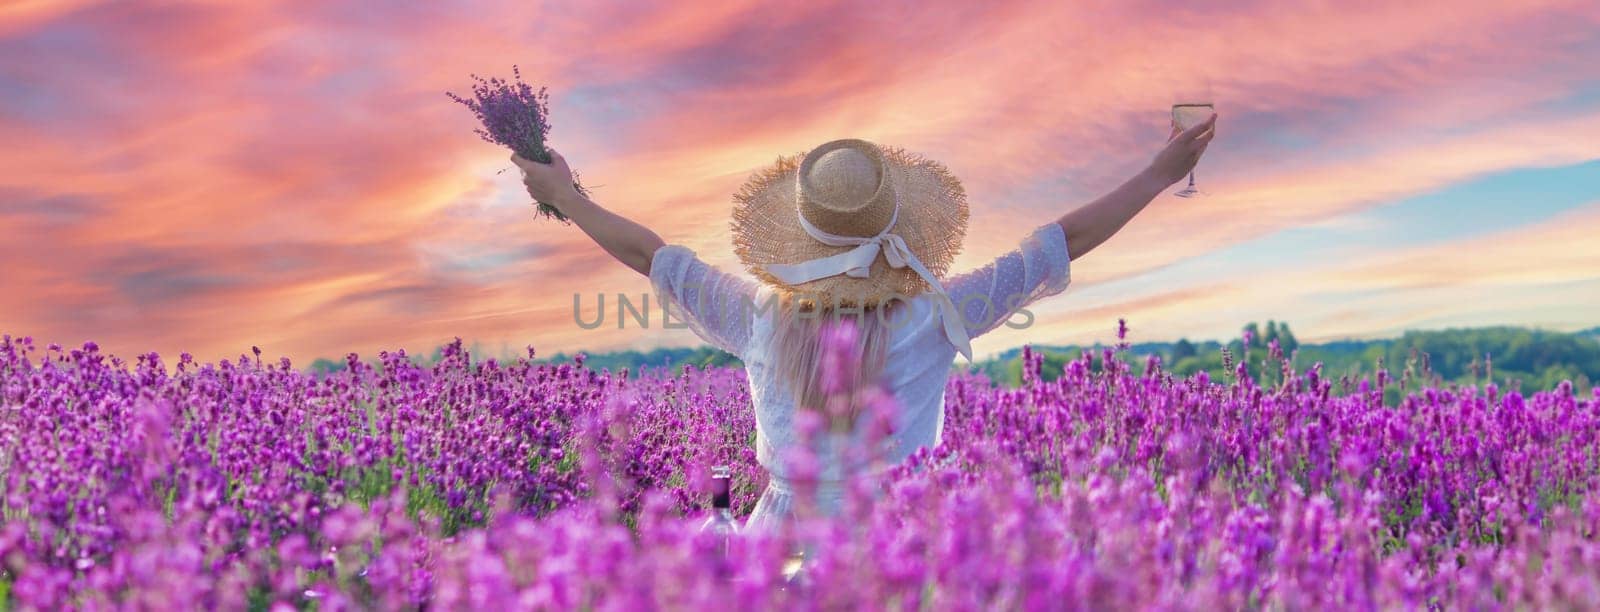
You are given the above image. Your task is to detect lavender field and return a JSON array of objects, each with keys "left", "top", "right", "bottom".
[{"left": 1, "top": 330, "right": 1598, "bottom": 610}]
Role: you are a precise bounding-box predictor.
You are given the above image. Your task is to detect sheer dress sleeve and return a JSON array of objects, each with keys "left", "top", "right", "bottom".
[
  {"left": 648, "top": 245, "right": 762, "bottom": 357},
  {"left": 942, "top": 223, "right": 1073, "bottom": 340}
]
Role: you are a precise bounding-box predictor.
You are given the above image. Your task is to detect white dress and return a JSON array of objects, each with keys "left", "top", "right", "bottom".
[{"left": 648, "top": 223, "right": 1073, "bottom": 532}]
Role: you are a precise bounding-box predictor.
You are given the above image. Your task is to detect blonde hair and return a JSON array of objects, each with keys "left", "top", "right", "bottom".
[{"left": 768, "top": 294, "right": 897, "bottom": 432}]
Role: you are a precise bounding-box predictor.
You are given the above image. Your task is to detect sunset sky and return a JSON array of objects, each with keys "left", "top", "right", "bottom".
[{"left": 3, "top": 0, "right": 1599, "bottom": 365}]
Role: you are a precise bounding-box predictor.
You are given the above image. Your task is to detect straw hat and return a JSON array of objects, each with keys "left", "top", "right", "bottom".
[{"left": 730, "top": 138, "right": 969, "bottom": 309}]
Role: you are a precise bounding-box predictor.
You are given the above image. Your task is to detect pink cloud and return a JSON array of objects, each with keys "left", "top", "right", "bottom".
[{"left": 1, "top": 0, "right": 1598, "bottom": 364}]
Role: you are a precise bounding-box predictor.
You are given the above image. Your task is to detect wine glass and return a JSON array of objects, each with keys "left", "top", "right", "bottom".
[{"left": 1170, "top": 103, "right": 1214, "bottom": 197}]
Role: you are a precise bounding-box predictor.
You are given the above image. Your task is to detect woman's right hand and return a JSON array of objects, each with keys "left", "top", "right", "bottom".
[
  {"left": 510, "top": 148, "right": 580, "bottom": 207},
  {"left": 1147, "top": 113, "right": 1217, "bottom": 187}
]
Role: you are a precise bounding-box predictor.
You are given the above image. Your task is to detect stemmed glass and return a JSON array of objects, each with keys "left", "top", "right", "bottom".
[{"left": 1170, "top": 103, "right": 1215, "bottom": 197}]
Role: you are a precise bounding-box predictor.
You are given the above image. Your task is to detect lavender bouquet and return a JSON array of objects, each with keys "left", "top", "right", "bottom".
[{"left": 448, "top": 66, "right": 587, "bottom": 222}]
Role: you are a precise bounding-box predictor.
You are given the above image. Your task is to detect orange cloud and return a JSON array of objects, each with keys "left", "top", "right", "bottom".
[
  {"left": 1001, "top": 202, "right": 1600, "bottom": 352},
  {"left": 1326, "top": 202, "right": 1600, "bottom": 291},
  {"left": 0, "top": 0, "right": 101, "bottom": 37}
]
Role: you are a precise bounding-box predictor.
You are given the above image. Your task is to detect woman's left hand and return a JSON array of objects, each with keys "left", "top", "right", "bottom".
[
  {"left": 1147, "top": 113, "right": 1217, "bottom": 187},
  {"left": 510, "top": 149, "right": 580, "bottom": 207}
]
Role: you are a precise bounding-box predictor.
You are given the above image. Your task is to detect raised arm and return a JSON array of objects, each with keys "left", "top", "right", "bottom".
[
  {"left": 1056, "top": 113, "right": 1216, "bottom": 260},
  {"left": 511, "top": 149, "right": 665, "bottom": 276}
]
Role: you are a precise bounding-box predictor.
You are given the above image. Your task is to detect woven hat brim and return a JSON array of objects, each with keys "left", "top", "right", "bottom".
[{"left": 730, "top": 144, "right": 969, "bottom": 307}]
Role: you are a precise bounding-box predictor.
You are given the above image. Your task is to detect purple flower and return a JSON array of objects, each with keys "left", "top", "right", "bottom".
[
  {"left": 0, "top": 326, "right": 1596, "bottom": 608},
  {"left": 447, "top": 66, "right": 588, "bottom": 222}
]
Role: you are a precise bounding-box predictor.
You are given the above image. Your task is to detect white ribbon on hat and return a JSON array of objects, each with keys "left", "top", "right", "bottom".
[{"left": 762, "top": 191, "right": 974, "bottom": 361}]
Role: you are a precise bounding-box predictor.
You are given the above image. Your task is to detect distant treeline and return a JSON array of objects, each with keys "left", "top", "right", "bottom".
[
  {"left": 304, "top": 344, "right": 742, "bottom": 379},
  {"left": 306, "top": 323, "right": 1600, "bottom": 394},
  {"left": 974, "top": 323, "right": 1600, "bottom": 394},
  {"left": 535, "top": 346, "right": 744, "bottom": 376}
]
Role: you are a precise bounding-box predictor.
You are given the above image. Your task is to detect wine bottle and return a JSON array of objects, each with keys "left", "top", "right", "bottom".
[{"left": 698, "top": 465, "right": 739, "bottom": 556}]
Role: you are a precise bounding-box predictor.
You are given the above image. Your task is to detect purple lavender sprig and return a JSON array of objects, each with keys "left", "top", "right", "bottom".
[{"left": 447, "top": 65, "right": 587, "bottom": 222}]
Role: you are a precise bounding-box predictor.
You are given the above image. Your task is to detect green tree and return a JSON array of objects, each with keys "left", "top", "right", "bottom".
[
  {"left": 1279, "top": 323, "right": 1300, "bottom": 353},
  {"left": 1171, "top": 338, "right": 1197, "bottom": 361},
  {"left": 307, "top": 358, "right": 346, "bottom": 377},
  {"left": 1242, "top": 322, "right": 1263, "bottom": 349}
]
